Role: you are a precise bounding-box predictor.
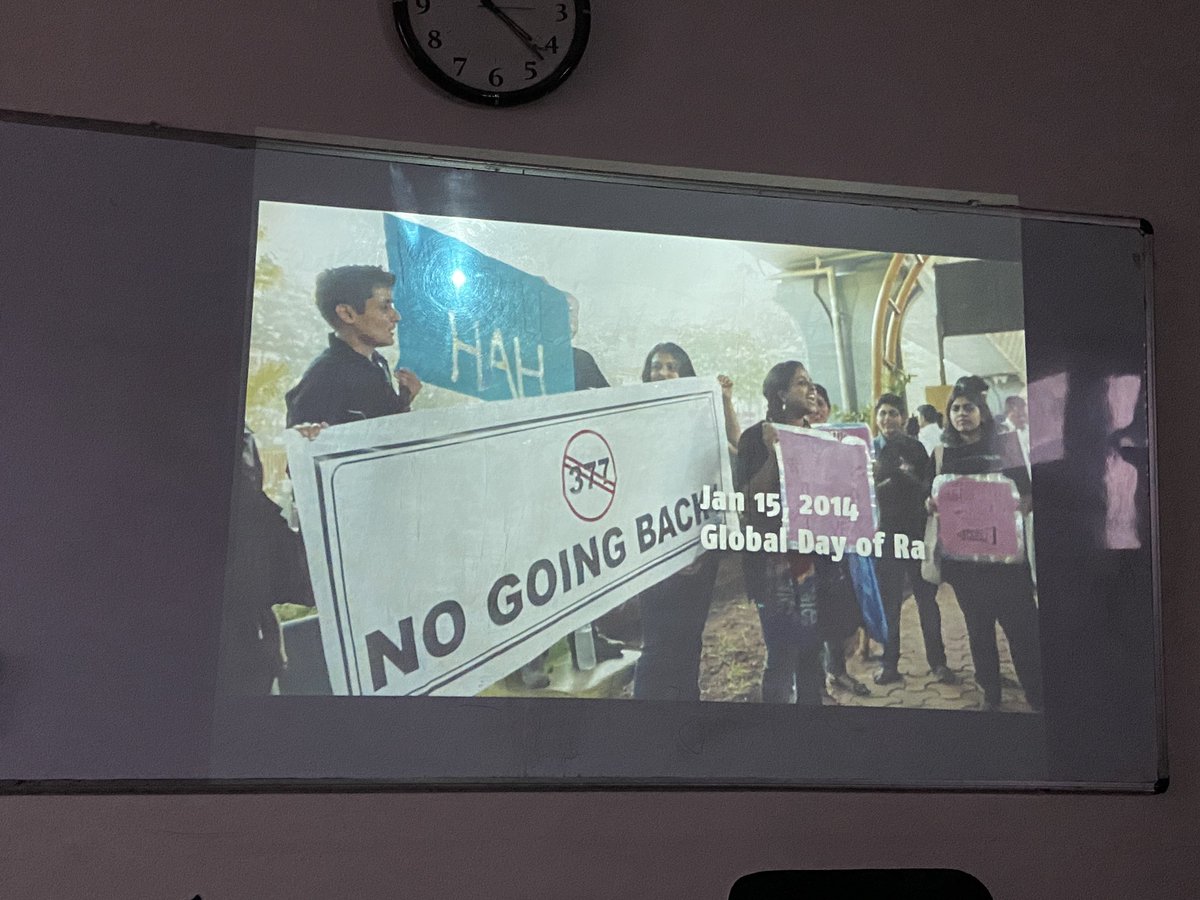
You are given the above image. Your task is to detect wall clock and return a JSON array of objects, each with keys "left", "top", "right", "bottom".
[{"left": 393, "top": 0, "right": 591, "bottom": 107}]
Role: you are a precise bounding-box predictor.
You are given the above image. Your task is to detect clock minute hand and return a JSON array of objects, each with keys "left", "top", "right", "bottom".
[{"left": 479, "top": 0, "right": 545, "bottom": 61}]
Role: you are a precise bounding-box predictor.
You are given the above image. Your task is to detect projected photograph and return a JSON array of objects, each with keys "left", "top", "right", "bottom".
[{"left": 220, "top": 200, "right": 1041, "bottom": 714}]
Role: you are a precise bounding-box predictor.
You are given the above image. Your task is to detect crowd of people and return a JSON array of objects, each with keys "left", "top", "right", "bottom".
[{"left": 225, "top": 264, "right": 1043, "bottom": 712}]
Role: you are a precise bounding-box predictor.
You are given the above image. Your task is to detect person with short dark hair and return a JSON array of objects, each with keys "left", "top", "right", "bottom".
[
  {"left": 286, "top": 266, "right": 422, "bottom": 428},
  {"left": 872, "top": 393, "right": 956, "bottom": 686},
  {"left": 1004, "top": 394, "right": 1031, "bottom": 474},
  {"left": 1004, "top": 394, "right": 1028, "bottom": 428},
  {"left": 810, "top": 383, "right": 832, "bottom": 425},
  {"left": 916, "top": 403, "right": 944, "bottom": 454}
]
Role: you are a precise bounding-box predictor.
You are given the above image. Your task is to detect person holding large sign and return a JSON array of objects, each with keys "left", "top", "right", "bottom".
[
  {"left": 736, "top": 361, "right": 827, "bottom": 704},
  {"left": 632, "top": 342, "right": 735, "bottom": 701},
  {"left": 929, "top": 377, "right": 1043, "bottom": 712},
  {"left": 808, "top": 382, "right": 872, "bottom": 698}
]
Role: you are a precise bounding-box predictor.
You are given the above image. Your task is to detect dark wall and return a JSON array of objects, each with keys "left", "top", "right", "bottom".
[{"left": 1, "top": 2, "right": 1197, "bottom": 898}]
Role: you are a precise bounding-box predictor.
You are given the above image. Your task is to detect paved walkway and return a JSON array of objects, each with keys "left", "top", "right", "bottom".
[
  {"left": 824, "top": 583, "right": 1036, "bottom": 713},
  {"left": 481, "top": 559, "right": 1038, "bottom": 712}
]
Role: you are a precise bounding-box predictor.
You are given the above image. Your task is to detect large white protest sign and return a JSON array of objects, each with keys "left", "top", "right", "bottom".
[{"left": 286, "top": 378, "right": 735, "bottom": 696}]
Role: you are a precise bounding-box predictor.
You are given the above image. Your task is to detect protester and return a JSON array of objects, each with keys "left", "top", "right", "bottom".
[
  {"left": 872, "top": 393, "right": 957, "bottom": 686},
  {"left": 278, "top": 267, "right": 425, "bottom": 688},
  {"left": 736, "top": 361, "right": 826, "bottom": 704},
  {"left": 806, "top": 384, "right": 871, "bottom": 697},
  {"left": 286, "top": 266, "right": 422, "bottom": 428},
  {"left": 641, "top": 341, "right": 742, "bottom": 455},
  {"left": 929, "top": 376, "right": 1043, "bottom": 711},
  {"left": 562, "top": 293, "right": 628, "bottom": 672},
  {"left": 916, "top": 403, "right": 943, "bottom": 454},
  {"left": 567, "top": 293, "right": 610, "bottom": 390},
  {"left": 810, "top": 383, "right": 832, "bottom": 425},
  {"left": 1003, "top": 394, "right": 1035, "bottom": 583},
  {"left": 219, "top": 429, "right": 312, "bottom": 694},
  {"left": 1004, "top": 395, "right": 1031, "bottom": 475},
  {"left": 633, "top": 342, "right": 737, "bottom": 700},
  {"left": 520, "top": 292, "right": 619, "bottom": 686}
]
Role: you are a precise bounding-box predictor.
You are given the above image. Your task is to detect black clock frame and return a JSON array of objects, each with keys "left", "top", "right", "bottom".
[{"left": 392, "top": 0, "right": 591, "bottom": 107}]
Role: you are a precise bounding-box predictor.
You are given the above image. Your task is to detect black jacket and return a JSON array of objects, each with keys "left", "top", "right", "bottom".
[
  {"left": 873, "top": 432, "right": 931, "bottom": 544},
  {"left": 285, "top": 334, "right": 411, "bottom": 427}
]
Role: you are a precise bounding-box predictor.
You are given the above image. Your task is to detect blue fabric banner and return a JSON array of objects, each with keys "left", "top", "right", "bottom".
[
  {"left": 383, "top": 214, "right": 575, "bottom": 401},
  {"left": 847, "top": 552, "right": 888, "bottom": 645}
]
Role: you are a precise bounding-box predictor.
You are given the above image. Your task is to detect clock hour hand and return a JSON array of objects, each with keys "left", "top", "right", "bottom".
[{"left": 479, "top": 0, "right": 545, "bottom": 61}]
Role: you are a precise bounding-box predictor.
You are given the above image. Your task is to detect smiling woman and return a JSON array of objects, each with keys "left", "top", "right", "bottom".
[{"left": 735, "top": 360, "right": 828, "bottom": 704}]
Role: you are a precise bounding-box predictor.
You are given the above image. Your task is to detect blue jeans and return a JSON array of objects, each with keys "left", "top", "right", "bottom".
[{"left": 750, "top": 558, "right": 825, "bottom": 704}]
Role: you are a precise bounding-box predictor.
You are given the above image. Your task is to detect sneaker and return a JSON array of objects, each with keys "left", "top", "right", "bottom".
[
  {"left": 591, "top": 630, "right": 627, "bottom": 662},
  {"left": 873, "top": 667, "right": 903, "bottom": 685},
  {"left": 568, "top": 628, "right": 625, "bottom": 668},
  {"left": 931, "top": 665, "right": 960, "bottom": 685},
  {"left": 830, "top": 673, "right": 871, "bottom": 696}
]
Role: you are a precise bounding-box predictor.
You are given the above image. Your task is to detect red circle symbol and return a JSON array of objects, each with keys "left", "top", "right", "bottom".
[{"left": 562, "top": 429, "right": 617, "bottom": 521}]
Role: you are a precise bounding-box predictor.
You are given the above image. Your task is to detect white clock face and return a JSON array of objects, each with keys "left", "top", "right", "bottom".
[{"left": 394, "top": 0, "right": 590, "bottom": 106}]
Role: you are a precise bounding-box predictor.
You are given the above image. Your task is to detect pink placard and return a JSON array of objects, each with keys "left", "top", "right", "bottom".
[
  {"left": 811, "top": 422, "right": 874, "bottom": 457},
  {"left": 934, "top": 476, "right": 1023, "bottom": 560},
  {"left": 776, "top": 427, "right": 875, "bottom": 546}
]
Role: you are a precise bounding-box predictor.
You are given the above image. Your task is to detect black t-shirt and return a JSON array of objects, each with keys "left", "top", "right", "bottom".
[
  {"left": 285, "top": 334, "right": 412, "bottom": 427},
  {"left": 735, "top": 421, "right": 770, "bottom": 493},
  {"left": 936, "top": 430, "right": 1031, "bottom": 496},
  {"left": 873, "top": 432, "right": 931, "bottom": 542},
  {"left": 736, "top": 422, "right": 778, "bottom": 600}
]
